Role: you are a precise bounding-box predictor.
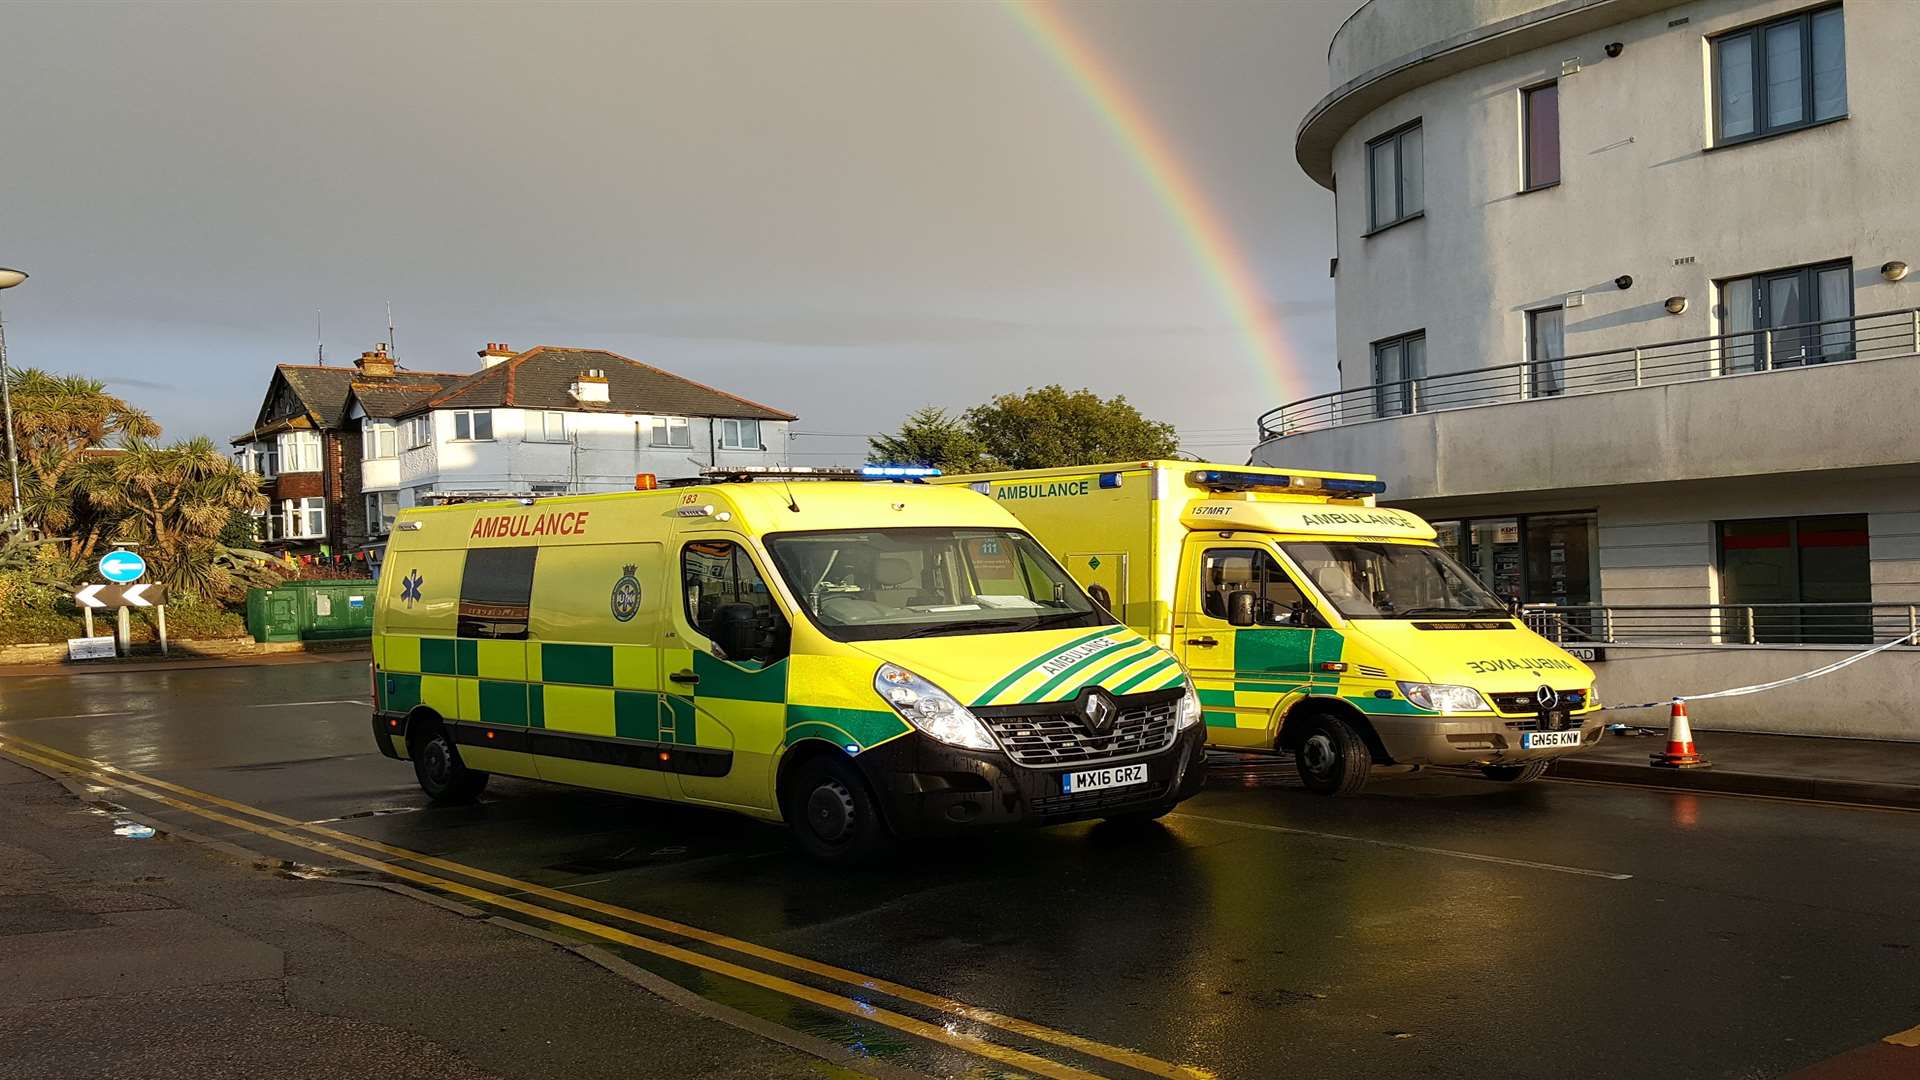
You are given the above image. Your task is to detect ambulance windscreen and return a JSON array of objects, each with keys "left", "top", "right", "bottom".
[
  {"left": 1283, "top": 541, "right": 1509, "bottom": 620},
  {"left": 764, "top": 528, "right": 1106, "bottom": 642}
]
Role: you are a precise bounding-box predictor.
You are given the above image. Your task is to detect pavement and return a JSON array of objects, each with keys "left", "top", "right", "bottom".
[
  {"left": 0, "top": 645, "right": 372, "bottom": 679},
  {"left": 2, "top": 656, "right": 1918, "bottom": 1079},
  {"left": 1551, "top": 726, "right": 1920, "bottom": 809}
]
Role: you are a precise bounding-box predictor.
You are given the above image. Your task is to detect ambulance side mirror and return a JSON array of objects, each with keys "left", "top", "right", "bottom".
[
  {"left": 1086, "top": 583, "right": 1114, "bottom": 618},
  {"left": 1226, "top": 591, "right": 1258, "bottom": 628}
]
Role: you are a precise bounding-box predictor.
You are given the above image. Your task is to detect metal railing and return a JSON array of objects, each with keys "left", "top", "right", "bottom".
[
  {"left": 1256, "top": 307, "right": 1920, "bottom": 441},
  {"left": 1522, "top": 603, "right": 1920, "bottom": 647}
]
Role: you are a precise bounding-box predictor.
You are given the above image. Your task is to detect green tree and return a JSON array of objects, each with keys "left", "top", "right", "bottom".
[
  {"left": 2, "top": 368, "right": 160, "bottom": 552},
  {"left": 963, "top": 385, "right": 1179, "bottom": 470},
  {"left": 866, "top": 407, "right": 988, "bottom": 473},
  {"left": 88, "top": 436, "right": 273, "bottom": 600}
]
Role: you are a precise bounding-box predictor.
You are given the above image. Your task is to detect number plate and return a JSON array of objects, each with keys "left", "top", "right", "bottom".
[
  {"left": 1060, "top": 763, "right": 1148, "bottom": 794},
  {"left": 1522, "top": 730, "right": 1582, "bottom": 750}
]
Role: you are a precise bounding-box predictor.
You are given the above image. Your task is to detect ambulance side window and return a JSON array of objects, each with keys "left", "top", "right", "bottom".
[
  {"left": 459, "top": 547, "right": 536, "bottom": 640},
  {"left": 1198, "top": 548, "right": 1310, "bottom": 627},
  {"left": 680, "top": 540, "right": 790, "bottom": 664}
]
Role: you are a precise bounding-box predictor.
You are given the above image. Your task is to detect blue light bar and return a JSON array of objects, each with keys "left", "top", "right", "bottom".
[
  {"left": 860, "top": 465, "right": 943, "bottom": 478},
  {"left": 1190, "top": 469, "right": 1289, "bottom": 489},
  {"left": 1320, "top": 477, "right": 1389, "bottom": 495},
  {"left": 1188, "top": 469, "right": 1387, "bottom": 497},
  {"left": 1098, "top": 472, "right": 1123, "bottom": 489}
]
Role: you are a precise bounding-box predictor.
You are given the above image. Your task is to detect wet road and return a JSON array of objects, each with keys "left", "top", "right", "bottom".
[{"left": 4, "top": 659, "right": 1917, "bottom": 1080}]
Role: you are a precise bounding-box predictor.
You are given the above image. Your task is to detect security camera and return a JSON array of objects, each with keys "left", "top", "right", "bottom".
[
  {"left": 1615, "top": 275, "right": 1634, "bottom": 290},
  {"left": 1604, "top": 41, "right": 1624, "bottom": 58}
]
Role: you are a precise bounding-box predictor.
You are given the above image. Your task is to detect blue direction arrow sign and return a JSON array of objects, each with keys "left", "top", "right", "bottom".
[{"left": 98, "top": 549, "right": 147, "bottom": 584}]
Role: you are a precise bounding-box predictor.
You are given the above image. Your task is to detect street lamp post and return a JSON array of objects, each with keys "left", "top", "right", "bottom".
[{"left": 0, "top": 268, "right": 26, "bottom": 533}]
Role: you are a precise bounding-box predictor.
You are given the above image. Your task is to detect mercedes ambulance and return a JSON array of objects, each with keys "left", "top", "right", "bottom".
[
  {"left": 932, "top": 461, "right": 1602, "bottom": 795},
  {"left": 369, "top": 469, "right": 1207, "bottom": 863}
]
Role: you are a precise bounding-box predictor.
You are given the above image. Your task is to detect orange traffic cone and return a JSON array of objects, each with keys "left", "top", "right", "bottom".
[{"left": 1649, "top": 699, "right": 1709, "bottom": 769}]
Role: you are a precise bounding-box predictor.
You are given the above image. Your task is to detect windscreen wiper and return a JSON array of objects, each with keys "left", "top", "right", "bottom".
[{"left": 897, "top": 618, "right": 1031, "bottom": 638}]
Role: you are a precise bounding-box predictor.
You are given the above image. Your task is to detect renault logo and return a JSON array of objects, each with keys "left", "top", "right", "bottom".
[
  {"left": 1080, "top": 690, "right": 1117, "bottom": 734},
  {"left": 1536, "top": 684, "right": 1560, "bottom": 710}
]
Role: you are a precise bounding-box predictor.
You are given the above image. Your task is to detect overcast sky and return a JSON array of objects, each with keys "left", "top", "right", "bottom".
[{"left": 0, "top": 0, "right": 1357, "bottom": 464}]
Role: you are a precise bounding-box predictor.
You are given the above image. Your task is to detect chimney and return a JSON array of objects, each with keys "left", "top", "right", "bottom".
[
  {"left": 355, "top": 344, "right": 396, "bottom": 378},
  {"left": 478, "top": 342, "right": 515, "bottom": 368},
  {"left": 569, "top": 368, "right": 610, "bottom": 405}
]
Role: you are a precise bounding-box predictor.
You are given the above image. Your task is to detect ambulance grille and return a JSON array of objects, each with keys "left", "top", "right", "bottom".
[
  {"left": 985, "top": 701, "right": 1178, "bottom": 768},
  {"left": 1490, "top": 689, "right": 1588, "bottom": 715}
]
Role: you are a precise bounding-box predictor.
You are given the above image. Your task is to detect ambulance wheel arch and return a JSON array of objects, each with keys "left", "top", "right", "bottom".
[
  {"left": 776, "top": 741, "right": 896, "bottom": 831},
  {"left": 404, "top": 707, "right": 490, "bottom": 803},
  {"left": 1276, "top": 697, "right": 1392, "bottom": 765}
]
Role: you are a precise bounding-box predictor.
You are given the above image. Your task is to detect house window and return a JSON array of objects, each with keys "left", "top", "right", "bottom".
[
  {"left": 364, "top": 491, "right": 399, "bottom": 537},
  {"left": 1713, "top": 5, "right": 1846, "bottom": 145},
  {"left": 717, "top": 418, "right": 761, "bottom": 450},
  {"left": 1528, "top": 306, "right": 1566, "bottom": 397},
  {"left": 1523, "top": 82, "right": 1560, "bottom": 189},
  {"left": 362, "top": 420, "right": 398, "bottom": 460},
  {"left": 1718, "top": 514, "right": 1870, "bottom": 642},
  {"left": 1366, "top": 120, "right": 1423, "bottom": 232},
  {"left": 283, "top": 497, "right": 326, "bottom": 540},
  {"left": 253, "top": 508, "right": 282, "bottom": 543},
  {"left": 245, "top": 443, "right": 278, "bottom": 478},
  {"left": 450, "top": 410, "right": 494, "bottom": 441},
  {"left": 651, "top": 416, "right": 691, "bottom": 448},
  {"left": 1718, "top": 259, "right": 1853, "bottom": 371},
  {"left": 278, "top": 430, "right": 322, "bottom": 473},
  {"left": 403, "top": 416, "right": 430, "bottom": 449},
  {"left": 533, "top": 410, "right": 568, "bottom": 443},
  {"left": 1370, "top": 331, "right": 1426, "bottom": 417}
]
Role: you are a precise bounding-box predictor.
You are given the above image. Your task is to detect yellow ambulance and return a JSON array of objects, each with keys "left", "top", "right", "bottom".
[
  {"left": 369, "top": 469, "right": 1207, "bottom": 862},
  {"left": 932, "top": 461, "right": 1602, "bottom": 795}
]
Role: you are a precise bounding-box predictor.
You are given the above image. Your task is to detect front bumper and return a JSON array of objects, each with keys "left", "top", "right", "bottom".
[
  {"left": 1370, "top": 711, "right": 1605, "bottom": 767},
  {"left": 854, "top": 724, "right": 1209, "bottom": 837}
]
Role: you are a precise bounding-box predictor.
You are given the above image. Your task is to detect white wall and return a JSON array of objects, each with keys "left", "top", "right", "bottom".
[
  {"left": 1324, "top": 0, "right": 1920, "bottom": 391},
  {"left": 396, "top": 408, "right": 790, "bottom": 504}
]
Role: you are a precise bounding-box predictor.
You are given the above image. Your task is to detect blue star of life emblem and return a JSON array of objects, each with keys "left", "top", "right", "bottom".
[{"left": 401, "top": 570, "right": 424, "bottom": 607}]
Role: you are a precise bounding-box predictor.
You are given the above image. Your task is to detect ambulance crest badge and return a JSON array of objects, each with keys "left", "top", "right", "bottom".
[{"left": 611, "top": 565, "right": 642, "bottom": 622}]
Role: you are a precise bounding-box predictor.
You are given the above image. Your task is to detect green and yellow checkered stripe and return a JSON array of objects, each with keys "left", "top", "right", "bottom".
[{"left": 971, "top": 627, "right": 1185, "bottom": 707}]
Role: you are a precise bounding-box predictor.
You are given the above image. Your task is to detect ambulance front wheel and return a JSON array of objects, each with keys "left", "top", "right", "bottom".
[
  {"left": 1295, "top": 713, "right": 1372, "bottom": 797},
  {"left": 412, "top": 720, "right": 490, "bottom": 804},
  {"left": 786, "top": 754, "right": 896, "bottom": 866}
]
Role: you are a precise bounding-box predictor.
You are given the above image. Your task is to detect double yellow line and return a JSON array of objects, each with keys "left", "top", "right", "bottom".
[{"left": 0, "top": 734, "right": 1210, "bottom": 1080}]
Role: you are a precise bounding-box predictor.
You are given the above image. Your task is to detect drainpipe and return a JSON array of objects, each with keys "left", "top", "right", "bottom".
[{"left": 709, "top": 418, "right": 717, "bottom": 467}]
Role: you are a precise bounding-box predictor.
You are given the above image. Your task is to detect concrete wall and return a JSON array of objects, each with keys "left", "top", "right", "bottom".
[
  {"left": 1321, "top": 0, "right": 1920, "bottom": 391},
  {"left": 396, "top": 409, "right": 790, "bottom": 504},
  {"left": 1594, "top": 645, "right": 1920, "bottom": 740},
  {"left": 1328, "top": 0, "right": 1572, "bottom": 88}
]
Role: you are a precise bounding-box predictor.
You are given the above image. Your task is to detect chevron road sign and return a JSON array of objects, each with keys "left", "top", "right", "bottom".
[{"left": 73, "top": 583, "right": 169, "bottom": 609}]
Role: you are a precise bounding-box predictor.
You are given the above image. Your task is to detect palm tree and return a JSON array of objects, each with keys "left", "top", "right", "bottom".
[
  {"left": 3, "top": 368, "right": 159, "bottom": 551},
  {"left": 88, "top": 437, "right": 272, "bottom": 599}
]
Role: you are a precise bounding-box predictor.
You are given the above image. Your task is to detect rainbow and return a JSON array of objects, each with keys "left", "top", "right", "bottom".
[{"left": 1002, "top": 0, "right": 1312, "bottom": 407}]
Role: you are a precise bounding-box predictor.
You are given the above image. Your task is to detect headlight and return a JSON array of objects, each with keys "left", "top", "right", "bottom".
[
  {"left": 1397, "top": 681, "right": 1491, "bottom": 714},
  {"left": 1176, "top": 676, "right": 1203, "bottom": 730},
  {"left": 874, "top": 663, "right": 998, "bottom": 751}
]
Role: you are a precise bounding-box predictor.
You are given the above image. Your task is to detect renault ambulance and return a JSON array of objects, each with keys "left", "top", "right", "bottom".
[
  {"left": 369, "top": 469, "right": 1206, "bottom": 863},
  {"left": 932, "top": 461, "right": 1601, "bottom": 795}
]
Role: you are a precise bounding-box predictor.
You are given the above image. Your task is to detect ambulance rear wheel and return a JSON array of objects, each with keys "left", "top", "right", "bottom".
[
  {"left": 1481, "top": 760, "right": 1552, "bottom": 784},
  {"left": 413, "top": 722, "right": 489, "bottom": 804},
  {"left": 1295, "top": 713, "right": 1372, "bottom": 797},
  {"left": 787, "top": 755, "right": 894, "bottom": 866}
]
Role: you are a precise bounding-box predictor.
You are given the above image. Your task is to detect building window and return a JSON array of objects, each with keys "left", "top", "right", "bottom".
[
  {"left": 1713, "top": 5, "right": 1846, "bottom": 145},
  {"left": 532, "top": 410, "right": 568, "bottom": 443},
  {"left": 283, "top": 497, "right": 325, "bottom": 540},
  {"left": 1370, "top": 331, "right": 1426, "bottom": 417},
  {"left": 1528, "top": 306, "right": 1566, "bottom": 397},
  {"left": 450, "top": 410, "right": 494, "bottom": 441},
  {"left": 364, "top": 491, "right": 399, "bottom": 537},
  {"left": 403, "top": 416, "right": 431, "bottom": 449},
  {"left": 362, "top": 420, "right": 398, "bottom": 460},
  {"left": 1522, "top": 82, "right": 1560, "bottom": 189},
  {"left": 1718, "top": 514, "right": 1870, "bottom": 642},
  {"left": 717, "top": 418, "right": 761, "bottom": 451},
  {"left": 458, "top": 547, "right": 536, "bottom": 640},
  {"left": 651, "top": 416, "right": 692, "bottom": 448},
  {"left": 1366, "top": 120, "right": 1423, "bottom": 232},
  {"left": 253, "top": 507, "right": 282, "bottom": 543},
  {"left": 244, "top": 442, "right": 279, "bottom": 478},
  {"left": 1718, "top": 259, "right": 1853, "bottom": 371},
  {"left": 1432, "top": 513, "right": 1599, "bottom": 634},
  {"left": 278, "top": 430, "right": 322, "bottom": 473}
]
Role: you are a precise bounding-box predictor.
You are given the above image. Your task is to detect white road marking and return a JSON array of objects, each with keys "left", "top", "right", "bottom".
[{"left": 1168, "top": 812, "right": 1633, "bottom": 880}]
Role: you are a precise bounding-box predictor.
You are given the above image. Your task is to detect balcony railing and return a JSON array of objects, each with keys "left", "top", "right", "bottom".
[
  {"left": 1256, "top": 308, "right": 1920, "bottom": 441},
  {"left": 1522, "top": 603, "right": 1920, "bottom": 648}
]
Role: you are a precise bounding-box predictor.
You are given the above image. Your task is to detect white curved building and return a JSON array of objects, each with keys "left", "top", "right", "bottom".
[{"left": 1254, "top": 0, "right": 1920, "bottom": 737}]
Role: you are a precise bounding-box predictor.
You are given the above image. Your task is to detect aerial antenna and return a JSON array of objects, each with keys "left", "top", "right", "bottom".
[
  {"left": 386, "top": 299, "right": 395, "bottom": 359},
  {"left": 316, "top": 309, "right": 325, "bottom": 365}
]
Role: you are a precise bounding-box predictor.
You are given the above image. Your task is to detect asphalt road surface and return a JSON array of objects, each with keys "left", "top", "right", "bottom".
[{"left": 3, "top": 659, "right": 1916, "bottom": 1080}]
